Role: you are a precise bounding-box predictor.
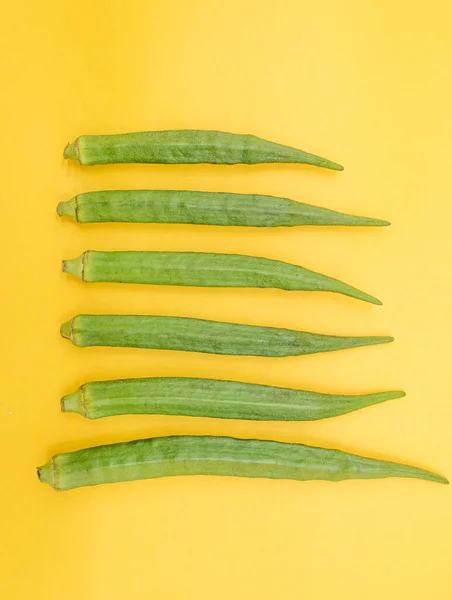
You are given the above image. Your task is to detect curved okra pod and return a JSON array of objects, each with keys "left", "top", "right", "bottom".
[
  {"left": 62, "top": 251, "right": 382, "bottom": 305},
  {"left": 37, "top": 435, "right": 448, "bottom": 491},
  {"left": 57, "top": 190, "right": 388, "bottom": 227},
  {"left": 61, "top": 377, "right": 405, "bottom": 421},
  {"left": 60, "top": 314, "right": 393, "bottom": 357},
  {"left": 64, "top": 130, "right": 344, "bottom": 170}
]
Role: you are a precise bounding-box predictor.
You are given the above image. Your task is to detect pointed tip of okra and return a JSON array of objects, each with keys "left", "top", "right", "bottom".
[
  {"left": 62, "top": 253, "right": 84, "bottom": 281},
  {"left": 332, "top": 283, "right": 383, "bottom": 306},
  {"left": 376, "top": 390, "right": 406, "bottom": 403},
  {"left": 64, "top": 139, "right": 78, "bottom": 161},
  {"left": 359, "top": 292, "right": 383, "bottom": 306},
  {"left": 377, "top": 336, "right": 394, "bottom": 344},
  {"left": 356, "top": 335, "right": 394, "bottom": 349},
  {"left": 313, "top": 156, "right": 344, "bottom": 171},
  {"left": 57, "top": 198, "right": 77, "bottom": 221},
  {"left": 292, "top": 146, "right": 344, "bottom": 171},
  {"left": 419, "top": 471, "right": 449, "bottom": 485},
  {"left": 329, "top": 214, "right": 390, "bottom": 227},
  {"left": 61, "top": 389, "right": 85, "bottom": 416},
  {"left": 388, "top": 460, "right": 448, "bottom": 485},
  {"left": 60, "top": 319, "right": 73, "bottom": 341},
  {"left": 356, "top": 217, "right": 390, "bottom": 227}
]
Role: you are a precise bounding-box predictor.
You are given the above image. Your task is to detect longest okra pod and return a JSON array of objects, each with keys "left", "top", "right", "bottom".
[
  {"left": 64, "top": 130, "right": 344, "bottom": 170},
  {"left": 61, "top": 377, "right": 406, "bottom": 421},
  {"left": 37, "top": 435, "right": 448, "bottom": 491},
  {"left": 57, "top": 190, "right": 389, "bottom": 227},
  {"left": 63, "top": 251, "right": 382, "bottom": 305},
  {"left": 60, "top": 315, "right": 393, "bottom": 357}
]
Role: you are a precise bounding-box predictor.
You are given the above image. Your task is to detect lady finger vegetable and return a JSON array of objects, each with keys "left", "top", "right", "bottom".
[
  {"left": 64, "top": 130, "right": 344, "bottom": 170},
  {"left": 37, "top": 435, "right": 448, "bottom": 491},
  {"left": 57, "top": 190, "right": 389, "bottom": 227},
  {"left": 61, "top": 377, "right": 406, "bottom": 421},
  {"left": 63, "top": 251, "right": 382, "bottom": 305},
  {"left": 60, "top": 314, "right": 393, "bottom": 357}
]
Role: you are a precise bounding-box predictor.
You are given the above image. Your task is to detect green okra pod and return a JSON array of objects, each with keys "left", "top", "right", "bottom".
[
  {"left": 64, "top": 130, "right": 344, "bottom": 170},
  {"left": 62, "top": 251, "right": 382, "bottom": 305},
  {"left": 61, "top": 377, "right": 406, "bottom": 421},
  {"left": 37, "top": 435, "right": 448, "bottom": 491},
  {"left": 57, "top": 190, "right": 389, "bottom": 227},
  {"left": 60, "top": 314, "right": 393, "bottom": 357}
]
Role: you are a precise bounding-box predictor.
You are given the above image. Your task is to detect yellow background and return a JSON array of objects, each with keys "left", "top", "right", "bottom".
[{"left": 1, "top": 1, "right": 451, "bottom": 598}]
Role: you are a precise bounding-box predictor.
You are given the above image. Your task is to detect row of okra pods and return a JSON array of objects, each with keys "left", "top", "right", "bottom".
[{"left": 37, "top": 129, "right": 447, "bottom": 491}]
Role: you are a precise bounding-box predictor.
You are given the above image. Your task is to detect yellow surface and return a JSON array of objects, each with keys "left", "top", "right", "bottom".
[{"left": 1, "top": 1, "right": 451, "bottom": 598}]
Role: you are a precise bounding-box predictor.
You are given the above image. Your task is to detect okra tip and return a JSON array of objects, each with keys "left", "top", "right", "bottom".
[
  {"left": 62, "top": 254, "right": 84, "bottom": 280},
  {"left": 305, "top": 154, "right": 344, "bottom": 171},
  {"left": 365, "top": 335, "right": 394, "bottom": 346},
  {"left": 358, "top": 292, "right": 382, "bottom": 306},
  {"left": 57, "top": 198, "right": 77, "bottom": 221},
  {"left": 419, "top": 470, "right": 449, "bottom": 485},
  {"left": 327, "top": 160, "right": 344, "bottom": 172}
]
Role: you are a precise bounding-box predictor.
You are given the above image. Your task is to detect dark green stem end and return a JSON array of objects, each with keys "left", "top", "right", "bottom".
[
  {"left": 37, "top": 460, "right": 55, "bottom": 489},
  {"left": 57, "top": 198, "right": 77, "bottom": 221},
  {"left": 61, "top": 389, "right": 85, "bottom": 416},
  {"left": 60, "top": 319, "right": 73, "bottom": 341},
  {"left": 64, "top": 140, "right": 78, "bottom": 161},
  {"left": 62, "top": 254, "right": 84, "bottom": 281}
]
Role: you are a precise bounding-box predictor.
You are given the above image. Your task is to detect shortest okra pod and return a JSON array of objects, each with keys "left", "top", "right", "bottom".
[
  {"left": 37, "top": 435, "right": 448, "bottom": 491},
  {"left": 61, "top": 377, "right": 406, "bottom": 421},
  {"left": 60, "top": 314, "right": 394, "bottom": 357},
  {"left": 64, "top": 129, "right": 344, "bottom": 170},
  {"left": 62, "top": 251, "right": 382, "bottom": 305}
]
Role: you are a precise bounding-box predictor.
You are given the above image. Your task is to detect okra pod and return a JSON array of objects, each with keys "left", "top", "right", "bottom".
[
  {"left": 62, "top": 251, "right": 382, "bottom": 305},
  {"left": 61, "top": 377, "right": 405, "bottom": 421},
  {"left": 37, "top": 435, "right": 448, "bottom": 491},
  {"left": 60, "top": 315, "right": 393, "bottom": 357},
  {"left": 57, "top": 190, "right": 389, "bottom": 227},
  {"left": 64, "top": 130, "right": 343, "bottom": 170}
]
